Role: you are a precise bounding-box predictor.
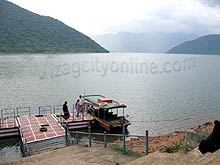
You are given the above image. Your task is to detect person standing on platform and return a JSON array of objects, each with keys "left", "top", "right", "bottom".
[
  {"left": 62, "top": 101, "right": 70, "bottom": 120},
  {"left": 79, "top": 95, "right": 85, "bottom": 120},
  {"left": 75, "top": 99, "right": 80, "bottom": 117}
]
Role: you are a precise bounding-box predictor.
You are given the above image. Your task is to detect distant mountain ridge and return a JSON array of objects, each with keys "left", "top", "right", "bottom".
[
  {"left": 167, "top": 34, "right": 220, "bottom": 55},
  {"left": 0, "top": 0, "right": 108, "bottom": 53},
  {"left": 91, "top": 32, "right": 198, "bottom": 53}
]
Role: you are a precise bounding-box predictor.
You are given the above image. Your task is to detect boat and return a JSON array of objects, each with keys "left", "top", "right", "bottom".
[{"left": 83, "top": 95, "right": 131, "bottom": 132}]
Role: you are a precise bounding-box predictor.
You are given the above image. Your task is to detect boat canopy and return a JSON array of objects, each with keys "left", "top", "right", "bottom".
[{"left": 83, "top": 95, "right": 127, "bottom": 110}]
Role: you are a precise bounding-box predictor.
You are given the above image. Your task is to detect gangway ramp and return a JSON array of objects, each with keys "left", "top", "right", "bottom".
[{"left": 17, "top": 114, "right": 66, "bottom": 155}]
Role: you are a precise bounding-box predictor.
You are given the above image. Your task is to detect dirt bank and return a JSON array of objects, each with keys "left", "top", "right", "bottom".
[{"left": 126, "top": 121, "right": 214, "bottom": 154}]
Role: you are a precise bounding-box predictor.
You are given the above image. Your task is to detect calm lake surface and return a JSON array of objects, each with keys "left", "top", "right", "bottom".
[
  {"left": 0, "top": 53, "right": 220, "bottom": 136},
  {"left": 1, "top": 52, "right": 220, "bottom": 163}
]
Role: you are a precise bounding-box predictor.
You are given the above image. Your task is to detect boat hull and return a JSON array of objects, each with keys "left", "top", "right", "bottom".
[{"left": 93, "top": 116, "right": 130, "bottom": 132}]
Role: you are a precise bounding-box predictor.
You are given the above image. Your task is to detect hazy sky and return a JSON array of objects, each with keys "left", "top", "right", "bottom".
[{"left": 8, "top": 0, "right": 220, "bottom": 36}]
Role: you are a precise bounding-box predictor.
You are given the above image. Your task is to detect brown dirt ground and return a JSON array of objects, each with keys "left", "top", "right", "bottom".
[
  {"left": 3, "top": 144, "right": 136, "bottom": 165},
  {"left": 126, "top": 121, "right": 214, "bottom": 154}
]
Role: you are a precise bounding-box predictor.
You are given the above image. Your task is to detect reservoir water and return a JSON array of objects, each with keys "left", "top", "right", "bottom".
[
  {"left": 1, "top": 52, "right": 220, "bottom": 163},
  {"left": 0, "top": 53, "right": 220, "bottom": 136}
]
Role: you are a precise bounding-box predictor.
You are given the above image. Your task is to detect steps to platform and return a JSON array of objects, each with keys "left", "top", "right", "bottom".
[
  {"left": 0, "top": 127, "right": 19, "bottom": 138},
  {"left": 67, "top": 121, "right": 91, "bottom": 130}
]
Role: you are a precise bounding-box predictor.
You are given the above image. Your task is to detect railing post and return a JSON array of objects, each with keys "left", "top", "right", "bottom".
[
  {"left": 122, "top": 124, "right": 126, "bottom": 153},
  {"left": 16, "top": 108, "right": 18, "bottom": 117},
  {"left": 0, "top": 110, "right": 2, "bottom": 129},
  {"left": 73, "top": 104, "right": 74, "bottom": 121},
  {"left": 76, "top": 131, "right": 79, "bottom": 144},
  {"left": 26, "top": 143, "right": 30, "bottom": 156},
  {"left": 13, "top": 108, "right": 16, "bottom": 127},
  {"left": 104, "top": 131, "right": 107, "bottom": 148},
  {"left": 28, "top": 106, "right": 31, "bottom": 116},
  {"left": 145, "top": 130, "right": 148, "bottom": 155},
  {"left": 88, "top": 126, "right": 91, "bottom": 147},
  {"left": 53, "top": 105, "right": 55, "bottom": 114},
  {"left": 65, "top": 123, "right": 69, "bottom": 146}
]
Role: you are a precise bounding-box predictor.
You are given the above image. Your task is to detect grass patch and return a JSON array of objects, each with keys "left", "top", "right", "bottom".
[
  {"left": 109, "top": 144, "right": 142, "bottom": 157},
  {"left": 165, "top": 142, "right": 185, "bottom": 153}
]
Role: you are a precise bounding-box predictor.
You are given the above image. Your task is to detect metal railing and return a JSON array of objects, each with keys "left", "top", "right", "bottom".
[
  {"left": 1, "top": 107, "right": 31, "bottom": 128},
  {"left": 53, "top": 105, "right": 63, "bottom": 114},
  {"left": 38, "top": 105, "right": 52, "bottom": 115},
  {"left": 63, "top": 123, "right": 73, "bottom": 146},
  {"left": 0, "top": 108, "right": 16, "bottom": 128},
  {"left": 0, "top": 105, "right": 64, "bottom": 128},
  {"left": 68, "top": 125, "right": 149, "bottom": 155},
  {"left": 16, "top": 106, "right": 31, "bottom": 117},
  {"left": 0, "top": 105, "right": 148, "bottom": 156}
]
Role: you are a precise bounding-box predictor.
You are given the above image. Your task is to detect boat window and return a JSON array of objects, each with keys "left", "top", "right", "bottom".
[{"left": 111, "top": 108, "right": 124, "bottom": 117}]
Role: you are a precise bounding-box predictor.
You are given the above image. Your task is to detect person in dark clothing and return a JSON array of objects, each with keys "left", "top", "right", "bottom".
[
  {"left": 62, "top": 101, "right": 70, "bottom": 120},
  {"left": 199, "top": 120, "right": 220, "bottom": 154}
]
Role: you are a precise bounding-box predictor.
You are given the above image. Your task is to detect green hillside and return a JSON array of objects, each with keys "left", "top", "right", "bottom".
[
  {"left": 0, "top": 0, "right": 108, "bottom": 53},
  {"left": 167, "top": 34, "right": 220, "bottom": 55}
]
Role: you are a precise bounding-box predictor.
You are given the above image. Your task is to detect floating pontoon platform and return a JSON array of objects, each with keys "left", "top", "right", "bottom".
[
  {"left": 0, "top": 105, "right": 93, "bottom": 156},
  {"left": 54, "top": 112, "right": 93, "bottom": 130}
]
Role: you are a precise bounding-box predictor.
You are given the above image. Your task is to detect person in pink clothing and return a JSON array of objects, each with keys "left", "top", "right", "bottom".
[
  {"left": 79, "top": 95, "right": 85, "bottom": 120},
  {"left": 75, "top": 99, "right": 80, "bottom": 117}
]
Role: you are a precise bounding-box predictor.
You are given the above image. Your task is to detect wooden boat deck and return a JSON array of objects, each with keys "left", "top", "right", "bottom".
[{"left": 17, "top": 115, "right": 65, "bottom": 143}]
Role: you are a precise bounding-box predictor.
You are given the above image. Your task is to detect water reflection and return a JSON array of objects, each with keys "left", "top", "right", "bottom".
[{"left": 0, "top": 137, "right": 22, "bottom": 164}]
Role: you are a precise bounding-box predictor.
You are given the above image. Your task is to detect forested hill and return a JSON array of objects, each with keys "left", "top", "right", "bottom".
[
  {"left": 0, "top": 0, "right": 108, "bottom": 53},
  {"left": 167, "top": 34, "right": 220, "bottom": 55}
]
